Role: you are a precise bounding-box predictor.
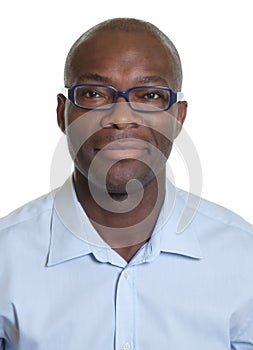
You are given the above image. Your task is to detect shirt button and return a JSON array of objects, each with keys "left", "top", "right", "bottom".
[
  {"left": 123, "top": 270, "right": 130, "bottom": 278},
  {"left": 122, "top": 342, "right": 131, "bottom": 350}
]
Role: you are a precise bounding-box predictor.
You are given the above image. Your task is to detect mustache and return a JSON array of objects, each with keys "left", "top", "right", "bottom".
[{"left": 92, "top": 131, "right": 154, "bottom": 145}]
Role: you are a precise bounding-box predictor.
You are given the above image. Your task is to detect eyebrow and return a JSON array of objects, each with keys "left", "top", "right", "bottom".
[
  {"left": 134, "top": 75, "right": 169, "bottom": 86},
  {"left": 77, "top": 73, "right": 169, "bottom": 86},
  {"left": 77, "top": 73, "right": 111, "bottom": 84}
]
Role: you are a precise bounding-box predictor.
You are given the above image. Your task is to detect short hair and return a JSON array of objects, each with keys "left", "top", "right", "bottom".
[{"left": 64, "top": 18, "right": 182, "bottom": 90}]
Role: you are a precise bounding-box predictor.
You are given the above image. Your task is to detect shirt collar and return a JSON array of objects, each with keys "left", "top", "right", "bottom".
[
  {"left": 155, "top": 180, "right": 203, "bottom": 259},
  {"left": 47, "top": 176, "right": 203, "bottom": 267},
  {"left": 47, "top": 176, "right": 96, "bottom": 267}
]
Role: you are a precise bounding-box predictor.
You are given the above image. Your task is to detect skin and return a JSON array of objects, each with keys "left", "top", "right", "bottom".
[{"left": 57, "top": 29, "right": 187, "bottom": 262}]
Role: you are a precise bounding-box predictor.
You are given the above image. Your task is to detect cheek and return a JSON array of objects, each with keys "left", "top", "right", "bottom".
[
  {"left": 148, "top": 115, "right": 177, "bottom": 157},
  {"left": 64, "top": 111, "right": 93, "bottom": 170},
  {"left": 155, "top": 132, "right": 173, "bottom": 159},
  {"left": 146, "top": 108, "right": 177, "bottom": 133},
  {"left": 64, "top": 107, "right": 102, "bottom": 152},
  {"left": 65, "top": 102, "right": 88, "bottom": 128}
]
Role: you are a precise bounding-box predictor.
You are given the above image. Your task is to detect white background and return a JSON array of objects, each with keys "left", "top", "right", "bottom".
[{"left": 0, "top": 0, "right": 252, "bottom": 223}]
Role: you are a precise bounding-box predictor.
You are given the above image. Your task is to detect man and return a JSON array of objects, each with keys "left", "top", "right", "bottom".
[{"left": 0, "top": 18, "right": 253, "bottom": 350}]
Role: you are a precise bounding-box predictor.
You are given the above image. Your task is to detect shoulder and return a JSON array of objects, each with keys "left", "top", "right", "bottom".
[
  {"left": 0, "top": 191, "right": 55, "bottom": 239},
  {"left": 175, "top": 189, "right": 253, "bottom": 274},
  {"left": 0, "top": 191, "right": 57, "bottom": 273},
  {"left": 177, "top": 188, "right": 253, "bottom": 239},
  {"left": 178, "top": 188, "right": 252, "bottom": 230}
]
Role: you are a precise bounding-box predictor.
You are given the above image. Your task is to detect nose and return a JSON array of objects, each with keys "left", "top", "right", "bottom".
[{"left": 100, "top": 99, "right": 143, "bottom": 129}]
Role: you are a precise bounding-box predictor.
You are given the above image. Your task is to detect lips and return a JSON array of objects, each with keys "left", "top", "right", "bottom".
[
  {"left": 101, "top": 139, "right": 147, "bottom": 150},
  {"left": 95, "top": 138, "right": 149, "bottom": 160}
]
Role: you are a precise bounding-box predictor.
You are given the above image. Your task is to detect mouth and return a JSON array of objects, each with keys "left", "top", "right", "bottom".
[{"left": 95, "top": 139, "right": 149, "bottom": 160}]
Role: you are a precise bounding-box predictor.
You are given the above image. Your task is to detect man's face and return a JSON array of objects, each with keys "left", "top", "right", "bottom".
[{"left": 57, "top": 30, "right": 187, "bottom": 193}]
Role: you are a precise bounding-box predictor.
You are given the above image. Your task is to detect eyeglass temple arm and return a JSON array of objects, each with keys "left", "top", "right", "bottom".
[
  {"left": 177, "top": 92, "right": 184, "bottom": 101},
  {"left": 60, "top": 87, "right": 69, "bottom": 98}
]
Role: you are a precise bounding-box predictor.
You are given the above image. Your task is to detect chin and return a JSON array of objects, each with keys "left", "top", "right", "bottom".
[
  {"left": 76, "top": 157, "right": 163, "bottom": 194},
  {"left": 105, "top": 167, "right": 157, "bottom": 195}
]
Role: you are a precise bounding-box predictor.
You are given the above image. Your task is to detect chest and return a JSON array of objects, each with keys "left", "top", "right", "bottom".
[{"left": 1, "top": 254, "right": 250, "bottom": 349}]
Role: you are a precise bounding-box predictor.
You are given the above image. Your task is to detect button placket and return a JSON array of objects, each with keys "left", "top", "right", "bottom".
[{"left": 115, "top": 268, "right": 134, "bottom": 349}]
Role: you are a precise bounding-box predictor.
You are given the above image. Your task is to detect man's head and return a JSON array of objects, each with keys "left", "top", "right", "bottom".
[
  {"left": 57, "top": 18, "right": 187, "bottom": 194},
  {"left": 64, "top": 18, "right": 183, "bottom": 91}
]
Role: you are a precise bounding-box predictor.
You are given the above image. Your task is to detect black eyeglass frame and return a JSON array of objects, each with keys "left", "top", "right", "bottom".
[{"left": 65, "top": 84, "right": 184, "bottom": 113}]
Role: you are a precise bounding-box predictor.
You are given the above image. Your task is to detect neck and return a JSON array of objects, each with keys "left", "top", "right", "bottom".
[{"left": 73, "top": 168, "right": 166, "bottom": 262}]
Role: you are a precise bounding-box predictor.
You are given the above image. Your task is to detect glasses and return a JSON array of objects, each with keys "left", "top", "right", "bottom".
[{"left": 65, "top": 84, "right": 184, "bottom": 112}]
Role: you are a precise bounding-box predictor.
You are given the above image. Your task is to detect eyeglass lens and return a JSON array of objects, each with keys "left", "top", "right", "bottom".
[{"left": 74, "top": 85, "right": 171, "bottom": 111}]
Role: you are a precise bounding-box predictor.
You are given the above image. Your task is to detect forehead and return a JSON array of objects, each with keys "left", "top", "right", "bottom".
[{"left": 68, "top": 30, "right": 177, "bottom": 87}]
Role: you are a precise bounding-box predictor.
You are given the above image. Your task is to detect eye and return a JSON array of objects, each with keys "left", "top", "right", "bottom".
[
  {"left": 144, "top": 91, "right": 160, "bottom": 100},
  {"left": 134, "top": 88, "right": 167, "bottom": 101},
  {"left": 82, "top": 90, "right": 102, "bottom": 98}
]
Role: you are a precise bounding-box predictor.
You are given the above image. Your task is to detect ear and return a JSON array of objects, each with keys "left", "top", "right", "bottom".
[
  {"left": 175, "top": 101, "right": 188, "bottom": 138},
  {"left": 57, "top": 94, "right": 67, "bottom": 133}
]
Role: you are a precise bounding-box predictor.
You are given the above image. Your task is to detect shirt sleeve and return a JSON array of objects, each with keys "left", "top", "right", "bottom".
[{"left": 231, "top": 307, "right": 253, "bottom": 349}]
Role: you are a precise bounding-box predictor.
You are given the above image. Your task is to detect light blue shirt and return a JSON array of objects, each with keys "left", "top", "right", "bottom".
[{"left": 0, "top": 176, "right": 253, "bottom": 350}]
